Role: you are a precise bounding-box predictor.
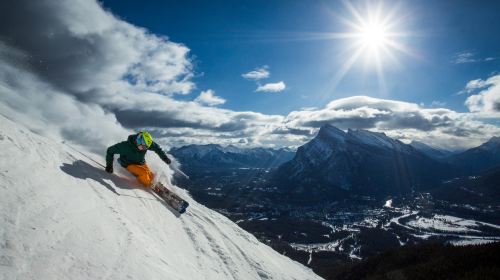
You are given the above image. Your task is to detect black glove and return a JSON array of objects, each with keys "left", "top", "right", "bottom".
[
  {"left": 105, "top": 164, "right": 113, "bottom": 173},
  {"left": 165, "top": 157, "right": 171, "bottom": 165}
]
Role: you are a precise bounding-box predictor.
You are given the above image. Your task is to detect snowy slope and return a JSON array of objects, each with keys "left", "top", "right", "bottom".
[
  {"left": 348, "top": 129, "right": 403, "bottom": 151},
  {"left": 0, "top": 115, "right": 322, "bottom": 280}
]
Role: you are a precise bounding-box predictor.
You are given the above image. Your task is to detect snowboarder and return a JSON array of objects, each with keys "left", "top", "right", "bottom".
[{"left": 105, "top": 131, "right": 171, "bottom": 188}]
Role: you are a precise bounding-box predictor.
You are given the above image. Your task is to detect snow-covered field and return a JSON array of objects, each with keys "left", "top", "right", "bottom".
[
  {"left": 407, "top": 214, "right": 485, "bottom": 233},
  {"left": 0, "top": 115, "right": 322, "bottom": 280},
  {"left": 388, "top": 211, "right": 500, "bottom": 244}
]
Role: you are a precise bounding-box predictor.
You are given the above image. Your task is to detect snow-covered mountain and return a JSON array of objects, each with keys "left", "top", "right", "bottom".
[
  {"left": 0, "top": 115, "right": 321, "bottom": 280},
  {"left": 448, "top": 136, "right": 500, "bottom": 174},
  {"left": 169, "top": 144, "right": 295, "bottom": 170},
  {"left": 271, "top": 124, "right": 455, "bottom": 199},
  {"left": 409, "top": 140, "right": 454, "bottom": 160}
]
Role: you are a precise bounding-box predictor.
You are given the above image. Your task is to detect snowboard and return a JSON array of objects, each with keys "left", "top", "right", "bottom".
[{"left": 152, "top": 183, "right": 189, "bottom": 214}]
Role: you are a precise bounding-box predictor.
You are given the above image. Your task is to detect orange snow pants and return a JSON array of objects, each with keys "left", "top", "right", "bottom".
[{"left": 126, "top": 164, "right": 154, "bottom": 187}]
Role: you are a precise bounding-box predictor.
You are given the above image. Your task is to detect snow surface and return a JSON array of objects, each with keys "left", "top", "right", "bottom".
[
  {"left": 0, "top": 115, "right": 322, "bottom": 280},
  {"left": 347, "top": 129, "right": 397, "bottom": 150},
  {"left": 384, "top": 199, "right": 393, "bottom": 208},
  {"left": 449, "top": 239, "right": 497, "bottom": 246},
  {"left": 407, "top": 215, "right": 482, "bottom": 233},
  {"left": 318, "top": 125, "right": 346, "bottom": 143},
  {"left": 388, "top": 211, "right": 500, "bottom": 244}
]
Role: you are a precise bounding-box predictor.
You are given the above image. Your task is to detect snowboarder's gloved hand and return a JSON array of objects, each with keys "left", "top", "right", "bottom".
[
  {"left": 164, "top": 157, "right": 171, "bottom": 165},
  {"left": 105, "top": 164, "right": 113, "bottom": 173}
]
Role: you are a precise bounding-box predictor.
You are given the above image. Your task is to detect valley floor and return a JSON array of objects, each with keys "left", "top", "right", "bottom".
[{"left": 179, "top": 167, "right": 500, "bottom": 279}]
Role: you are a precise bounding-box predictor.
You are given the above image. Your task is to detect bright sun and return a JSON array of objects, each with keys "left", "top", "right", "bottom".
[
  {"left": 359, "top": 22, "right": 388, "bottom": 50},
  {"left": 348, "top": 11, "right": 399, "bottom": 61},
  {"left": 319, "top": 1, "right": 414, "bottom": 96}
]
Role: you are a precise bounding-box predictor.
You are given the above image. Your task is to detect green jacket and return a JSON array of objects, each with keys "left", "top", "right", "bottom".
[{"left": 106, "top": 134, "right": 170, "bottom": 167}]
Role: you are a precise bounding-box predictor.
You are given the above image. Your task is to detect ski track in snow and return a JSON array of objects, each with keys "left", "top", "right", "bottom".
[{"left": 0, "top": 115, "right": 322, "bottom": 280}]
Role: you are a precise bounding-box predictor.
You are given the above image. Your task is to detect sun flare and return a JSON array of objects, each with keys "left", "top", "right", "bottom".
[
  {"left": 317, "top": 1, "right": 415, "bottom": 97},
  {"left": 347, "top": 8, "right": 400, "bottom": 62},
  {"left": 359, "top": 22, "right": 388, "bottom": 50}
]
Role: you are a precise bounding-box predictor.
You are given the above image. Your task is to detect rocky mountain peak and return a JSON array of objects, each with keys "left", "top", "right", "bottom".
[
  {"left": 347, "top": 128, "right": 401, "bottom": 150},
  {"left": 317, "top": 124, "right": 347, "bottom": 142}
]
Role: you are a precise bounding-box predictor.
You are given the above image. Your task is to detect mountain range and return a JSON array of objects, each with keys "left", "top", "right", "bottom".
[
  {"left": 165, "top": 124, "right": 500, "bottom": 279},
  {"left": 170, "top": 124, "right": 500, "bottom": 202},
  {"left": 270, "top": 124, "right": 500, "bottom": 200},
  {"left": 169, "top": 144, "right": 295, "bottom": 170}
]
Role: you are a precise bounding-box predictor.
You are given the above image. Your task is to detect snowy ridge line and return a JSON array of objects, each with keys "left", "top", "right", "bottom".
[{"left": 0, "top": 114, "right": 322, "bottom": 280}]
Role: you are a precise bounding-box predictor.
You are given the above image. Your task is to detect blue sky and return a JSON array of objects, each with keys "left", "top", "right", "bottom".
[
  {"left": 101, "top": 0, "right": 500, "bottom": 114},
  {"left": 1, "top": 0, "right": 500, "bottom": 151}
]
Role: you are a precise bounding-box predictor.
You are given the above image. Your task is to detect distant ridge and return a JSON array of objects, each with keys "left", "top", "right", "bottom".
[
  {"left": 448, "top": 136, "right": 500, "bottom": 174},
  {"left": 169, "top": 144, "right": 295, "bottom": 169},
  {"left": 409, "top": 140, "right": 454, "bottom": 160}
]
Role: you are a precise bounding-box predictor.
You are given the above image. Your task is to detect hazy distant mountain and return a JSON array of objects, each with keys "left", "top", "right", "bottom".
[
  {"left": 271, "top": 124, "right": 456, "bottom": 199},
  {"left": 169, "top": 144, "right": 295, "bottom": 169},
  {"left": 448, "top": 137, "right": 500, "bottom": 175},
  {"left": 432, "top": 165, "right": 500, "bottom": 205},
  {"left": 409, "top": 141, "right": 454, "bottom": 160}
]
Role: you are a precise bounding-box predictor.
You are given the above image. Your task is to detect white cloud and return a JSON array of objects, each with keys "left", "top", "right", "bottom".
[
  {"left": 0, "top": 0, "right": 499, "bottom": 151},
  {"left": 0, "top": 0, "right": 205, "bottom": 152},
  {"left": 452, "top": 51, "right": 499, "bottom": 65},
  {"left": 243, "top": 65, "right": 288, "bottom": 94},
  {"left": 465, "top": 74, "right": 500, "bottom": 115},
  {"left": 282, "top": 95, "right": 500, "bottom": 150},
  {"left": 242, "top": 66, "right": 270, "bottom": 80},
  {"left": 256, "top": 81, "right": 286, "bottom": 93},
  {"left": 431, "top": 101, "right": 446, "bottom": 107},
  {"left": 465, "top": 78, "right": 490, "bottom": 92},
  {"left": 194, "top": 90, "right": 226, "bottom": 106},
  {"left": 1, "top": 0, "right": 195, "bottom": 97},
  {"left": 0, "top": 29, "right": 288, "bottom": 149},
  {"left": 300, "top": 107, "right": 318, "bottom": 111},
  {"left": 456, "top": 78, "right": 491, "bottom": 95},
  {"left": 453, "top": 52, "right": 477, "bottom": 64},
  {"left": 0, "top": 42, "right": 129, "bottom": 153}
]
